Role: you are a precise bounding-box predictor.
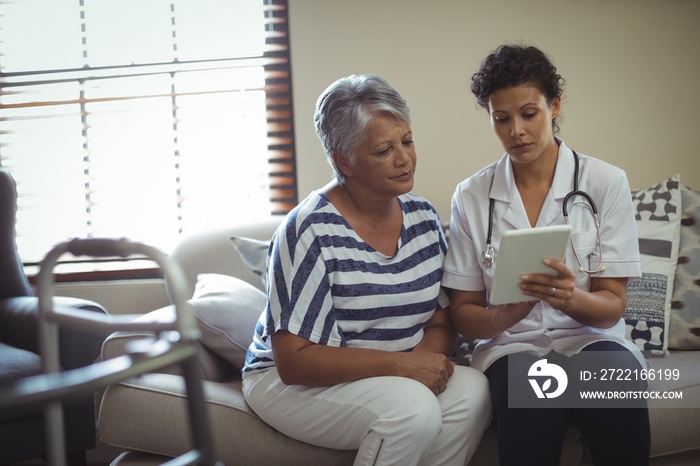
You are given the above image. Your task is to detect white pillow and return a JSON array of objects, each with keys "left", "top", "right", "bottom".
[{"left": 190, "top": 273, "right": 266, "bottom": 369}]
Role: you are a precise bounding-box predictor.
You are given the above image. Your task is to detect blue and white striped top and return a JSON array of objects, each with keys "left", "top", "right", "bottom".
[{"left": 242, "top": 190, "right": 450, "bottom": 375}]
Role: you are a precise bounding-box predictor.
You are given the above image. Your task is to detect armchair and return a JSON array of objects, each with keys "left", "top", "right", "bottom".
[{"left": 0, "top": 169, "right": 109, "bottom": 465}]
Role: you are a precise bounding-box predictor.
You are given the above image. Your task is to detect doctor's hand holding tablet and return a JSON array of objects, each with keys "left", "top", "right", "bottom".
[
  {"left": 489, "top": 224, "right": 573, "bottom": 306},
  {"left": 486, "top": 224, "right": 576, "bottom": 334}
]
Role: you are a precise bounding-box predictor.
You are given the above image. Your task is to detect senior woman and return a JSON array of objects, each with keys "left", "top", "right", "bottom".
[{"left": 242, "top": 74, "right": 491, "bottom": 466}]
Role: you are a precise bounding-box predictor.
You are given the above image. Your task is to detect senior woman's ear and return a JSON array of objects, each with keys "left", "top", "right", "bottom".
[{"left": 332, "top": 150, "right": 354, "bottom": 178}]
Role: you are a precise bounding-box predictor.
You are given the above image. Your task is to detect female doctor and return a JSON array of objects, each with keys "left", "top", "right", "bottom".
[{"left": 442, "top": 44, "right": 651, "bottom": 466}]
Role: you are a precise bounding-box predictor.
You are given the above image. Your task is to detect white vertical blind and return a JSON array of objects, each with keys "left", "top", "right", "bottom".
[{"left": 0, "top": 0, "right": 296, "bottom": 273}]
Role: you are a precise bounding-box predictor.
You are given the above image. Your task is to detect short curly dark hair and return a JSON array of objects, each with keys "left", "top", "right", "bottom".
[{"left": 471, "top": 44, "right": 565, "bottom": 131}]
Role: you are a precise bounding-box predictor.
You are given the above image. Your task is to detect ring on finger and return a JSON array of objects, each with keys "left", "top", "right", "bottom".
[{"left": 550, "top": 287, "right": 557, "bottom": 296}]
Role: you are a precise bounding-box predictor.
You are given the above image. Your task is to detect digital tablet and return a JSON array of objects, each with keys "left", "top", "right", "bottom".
[{"left": 489, "top": 225, "right": 572, "bottom": 306}]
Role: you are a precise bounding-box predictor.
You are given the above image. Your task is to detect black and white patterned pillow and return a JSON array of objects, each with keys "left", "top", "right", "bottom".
[
  {"left": 624, "top": 174, "right": 681, "bottom": 356},
  {"left": 230, "top": 236, "right": 270, "bottom": 288},
  {"left": 669, "top": 185, "right": 700, "bottom": 350},
  {"left": 453, "top": 336, "right": 478, "bottom": 366}
]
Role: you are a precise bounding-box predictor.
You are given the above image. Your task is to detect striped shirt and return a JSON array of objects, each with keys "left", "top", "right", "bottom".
[{"left": 242, "top": 190, "right": 450, "bottom": 375}]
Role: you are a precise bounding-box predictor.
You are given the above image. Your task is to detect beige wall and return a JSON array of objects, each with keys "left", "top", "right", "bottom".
[{"left": 288, "top": 0, "right": 700, "bottom": 221}]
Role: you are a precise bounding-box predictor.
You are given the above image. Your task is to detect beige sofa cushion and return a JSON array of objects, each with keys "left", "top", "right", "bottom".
[
  {"left": 646, "top": 352, "right": 700, "bottom": 459},
  {"left": 99, "top": 373, "right": 357, "bottom": 466}
]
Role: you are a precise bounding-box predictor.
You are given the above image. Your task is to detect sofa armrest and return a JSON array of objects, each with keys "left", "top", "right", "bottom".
[
  {"left": 101, "top": 306, "right": 237, "bottom": 383},
  {"left": 0, "top": 296, "right": 109, "bottom": 370}
]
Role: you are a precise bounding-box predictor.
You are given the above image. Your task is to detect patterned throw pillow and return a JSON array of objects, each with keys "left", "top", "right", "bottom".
[
  {"left": 669, "top": 185, "right": 700, "bottom": 350},
  {"left": 230, "top": 236, "right": 271, "bottom": 288},
  {"left": 624, "top": 175, "right": 682, "bottom": 356},
  {"left": 454, "top": 336, "right": 478, "bottom": 366}
]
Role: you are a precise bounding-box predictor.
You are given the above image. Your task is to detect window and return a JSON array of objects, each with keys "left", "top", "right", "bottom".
[{"left": 0, "top": 0, "right": 296, "bottom": 276}]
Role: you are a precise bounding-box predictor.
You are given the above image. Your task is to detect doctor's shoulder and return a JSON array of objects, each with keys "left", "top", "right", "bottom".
[
  {"left": 576, "top": 152, "right": 632, "bottom": 189},
  {"left": 453, "top": 162, "right": 497, "bottom": 201}
]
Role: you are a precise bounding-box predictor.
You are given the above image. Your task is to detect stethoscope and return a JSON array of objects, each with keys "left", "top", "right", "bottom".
[{"left": 482, "top": 150, "right": 606, "bottom": 274}]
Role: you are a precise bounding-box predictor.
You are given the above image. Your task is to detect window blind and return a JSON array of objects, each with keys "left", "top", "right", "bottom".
[{"left": 0, "top": 0, "right": 296, "bottom": 275}]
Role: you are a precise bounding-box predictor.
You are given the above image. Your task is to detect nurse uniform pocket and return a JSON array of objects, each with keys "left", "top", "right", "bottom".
[
  {"left": 567, "top": 229, "right": 598, "bottom": 256},
  {"left": 567, "top": 229, "right": 598, "bottom": 276}
]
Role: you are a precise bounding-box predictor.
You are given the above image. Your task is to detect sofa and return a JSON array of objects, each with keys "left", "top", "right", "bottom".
[{"left": 97, "top": 175, "right": 700, "bottom": 466}]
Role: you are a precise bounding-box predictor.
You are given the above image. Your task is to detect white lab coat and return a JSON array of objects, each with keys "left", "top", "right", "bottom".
[{"left": 443, "top": 139, "right": 645, "bottom": 371}]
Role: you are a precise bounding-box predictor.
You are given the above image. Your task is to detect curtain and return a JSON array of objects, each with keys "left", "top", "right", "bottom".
[{"left": 0, "top": 0, "right": 296, "bottom": 275}]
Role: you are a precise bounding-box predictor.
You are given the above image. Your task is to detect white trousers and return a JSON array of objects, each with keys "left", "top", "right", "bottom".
[{"left": 242, "top": 365, "right": 492, "bottom": 466}]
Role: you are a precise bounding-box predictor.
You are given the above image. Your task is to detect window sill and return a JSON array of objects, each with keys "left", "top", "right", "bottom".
[{"left": 26, "top": 264, "right": 164, "bottom": 284}]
